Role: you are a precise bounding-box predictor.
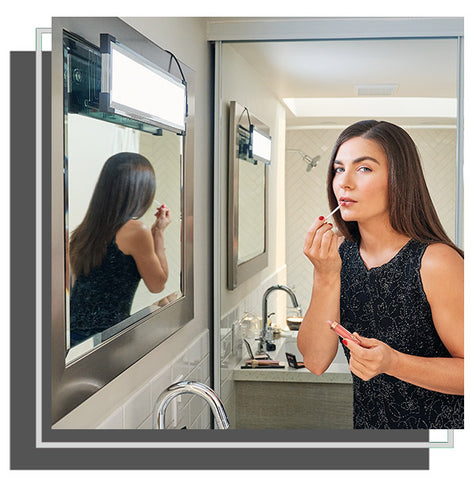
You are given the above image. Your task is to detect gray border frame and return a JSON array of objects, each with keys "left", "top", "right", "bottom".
[{"left": 50, "top": 18, "right": 195, "bottom": 423}]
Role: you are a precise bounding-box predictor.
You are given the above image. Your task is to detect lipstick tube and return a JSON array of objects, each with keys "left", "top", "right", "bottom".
[{"left": 327, "top": 320, "right": 362, "bottom": 345}]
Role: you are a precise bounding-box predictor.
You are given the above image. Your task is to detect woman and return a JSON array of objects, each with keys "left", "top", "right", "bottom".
[
  {"left": 69, "top": 152, "right": 171, "bottom": 346},
  {"left": 297, "top": 120, "right": 463, "bottom": 429}
]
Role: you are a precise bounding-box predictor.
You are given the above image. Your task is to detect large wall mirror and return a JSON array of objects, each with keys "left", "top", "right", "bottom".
[
  {"left": 51, "top": 18, "right": 194, "bottom": 424},
  {"left": 213, "top": 18, "right": 463, "bottom": 429}
]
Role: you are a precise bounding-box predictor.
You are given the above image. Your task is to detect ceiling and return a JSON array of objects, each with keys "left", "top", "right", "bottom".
[{"left": 229, "top": 38, "right": 458, "bottom": 127}]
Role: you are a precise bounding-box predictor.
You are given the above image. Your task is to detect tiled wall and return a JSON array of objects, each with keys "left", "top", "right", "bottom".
[
  {"left": 219, "top": 268, "right": 286, "bottom": 427},
  {"left": 97, "top": 330, "right": 211, "bottom": 429}
]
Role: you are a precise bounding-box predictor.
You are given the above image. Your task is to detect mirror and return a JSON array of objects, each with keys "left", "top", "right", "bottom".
[
  {"left": 64, "top": 29, "right": 183, "bottom": 360},
  {"left": 227, "top": 101, "right": 270, "bottom": 290},
  {"left": 51, "top": 17, "right": 194, "bottom": 423},
  {"left": 215, "top": 33, "right": 462, "bottom": 429}
]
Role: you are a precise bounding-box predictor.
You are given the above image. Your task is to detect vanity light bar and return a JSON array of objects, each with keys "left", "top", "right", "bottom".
[
  {"left": 251, "top": 127, "right": 272, "bottom": 165},
  {"left": 99, "top": 34, "right": 187, "bottom": 135}
]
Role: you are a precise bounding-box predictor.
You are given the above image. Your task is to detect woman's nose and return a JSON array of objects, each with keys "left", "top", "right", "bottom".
[{"left": 338, "top": 171, "right": 353, "bottom": 190}]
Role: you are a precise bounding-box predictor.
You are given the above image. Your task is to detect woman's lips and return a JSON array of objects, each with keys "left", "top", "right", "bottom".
[{"left": 340, "top": 198, "right": 357, "bottom": 207}]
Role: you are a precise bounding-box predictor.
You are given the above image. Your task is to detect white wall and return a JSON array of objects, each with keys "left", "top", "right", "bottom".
[
  {"left": 54, "top": 17, "right": 213, "bottom": 429},
  {"left": 218, "top": 44, "right": 288, "bottom": 422},
  {"left": 220, "top": 43, "right": 287, "bottom": 317}
]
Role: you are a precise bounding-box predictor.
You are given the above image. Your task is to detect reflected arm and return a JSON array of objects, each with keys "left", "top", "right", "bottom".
[{"left": 116, "top": 220, "right": 168, "bottom": 293}]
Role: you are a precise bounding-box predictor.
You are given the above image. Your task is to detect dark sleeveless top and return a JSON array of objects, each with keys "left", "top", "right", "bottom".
[
  {"left": 339, "top": 238, "right": 464, "bottom": 429},
  {"left": 69, "top": 240, "right": 141, "bottom": 346}
]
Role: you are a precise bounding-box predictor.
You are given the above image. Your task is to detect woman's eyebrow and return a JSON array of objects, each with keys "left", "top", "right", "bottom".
[{"left": 334, "top": 156, "right": 380, "bottom": 165}]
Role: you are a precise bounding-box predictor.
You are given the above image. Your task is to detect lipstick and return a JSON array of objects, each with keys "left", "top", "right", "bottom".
[{"left": 327, "top": 320, "right": 362, "bottom": 345}]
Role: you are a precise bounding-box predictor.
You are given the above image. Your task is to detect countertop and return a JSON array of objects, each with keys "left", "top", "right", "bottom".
[{"left": 233, "top": 333, "right": 352, "bottom": 384}]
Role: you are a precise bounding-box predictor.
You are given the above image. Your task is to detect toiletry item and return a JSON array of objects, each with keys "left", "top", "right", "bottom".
[
  {"left": 244, "top": 359, "right": 282, "bottom": 366},
  {"left": 324, "top": 203, "right": 342, "bottom": 222},
  {"left": 327, "top": 320, "right": 362, "bottom": 345},
  {"left": 286, "top": 316, "right": 303, "bottom": 331},
  {"left": 285, "top": 352, "right": 305, "bottom": 369},
  {"left": 240, "top": 365, "right": 285, "bottom": 369},
  {"left": 243, "top": 338, "right": 270, "bottom": 360}
]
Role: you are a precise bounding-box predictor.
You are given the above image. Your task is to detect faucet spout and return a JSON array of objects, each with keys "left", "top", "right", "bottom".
[
  {"left": 153, "top": 381, "right": 230, "bottom": 429},
  {"left": 257, "top": 284, "right": 300, "bottom": 354}
]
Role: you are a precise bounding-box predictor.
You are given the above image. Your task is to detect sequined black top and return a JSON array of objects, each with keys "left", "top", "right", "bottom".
[
  {"left": 69, "top": 240, "right": 141, "bottom": 346},
  {"left": 339, "top": 238, "right": 464, "bottom": 429}
]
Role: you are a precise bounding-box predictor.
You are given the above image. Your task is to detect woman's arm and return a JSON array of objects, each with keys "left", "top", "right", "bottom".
[
  {"left": 116, "top": 213, "right": 170, "bottom": 294},
  {"left": 344, "top": 243, "right": 464, "bottom": 395},
  {"left": 297, "top": 218, "right": 343, "bottom": 375},
  {"left": 151, "top": 205, "right": 171, "bottom": 279}
]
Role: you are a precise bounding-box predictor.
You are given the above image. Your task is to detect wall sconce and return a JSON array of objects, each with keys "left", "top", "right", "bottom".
[
  {"left": 99, "top": 34, "right": 187, "bottom": 135},
  {"left": 237, "top": 106, "right": 272, "bottom": 165},
  {"left": 251, "top": 127, "right": 272, "bottom": 165}
]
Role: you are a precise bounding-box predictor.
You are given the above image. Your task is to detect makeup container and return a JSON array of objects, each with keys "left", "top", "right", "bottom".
[{"left": 327, "top": 320, "right": 362, "bottom": 345}]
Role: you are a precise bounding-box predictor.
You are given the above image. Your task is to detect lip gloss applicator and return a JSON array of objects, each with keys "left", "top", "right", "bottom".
[{"left": 324, "top": 202, "right": 342, "bottom": 222}]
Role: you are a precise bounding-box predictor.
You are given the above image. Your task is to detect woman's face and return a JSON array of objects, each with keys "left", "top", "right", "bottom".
[{"left": 332, "top": 136, "right": 390, "bottom": 224}]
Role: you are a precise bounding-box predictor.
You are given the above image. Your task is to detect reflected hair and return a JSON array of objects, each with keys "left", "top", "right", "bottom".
[
  {"left": 70, "top": 152, "right": 156, "bottom": 276},
  {"left": 327, "top": 120, "right": 463, "bottom": 257}
]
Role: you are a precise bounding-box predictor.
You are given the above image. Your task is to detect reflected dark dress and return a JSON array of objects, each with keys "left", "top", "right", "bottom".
[
  {"left": 70, "top": 240, "right": 141, "bottom": 346},
  {"left": 339, "top": 238, "right": 464, "bottom": 429}
]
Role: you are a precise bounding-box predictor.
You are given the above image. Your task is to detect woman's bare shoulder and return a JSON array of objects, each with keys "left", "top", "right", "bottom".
[
  {"left": 116, "top": 220, "right": 151, "bottom": 254},
  {"left": 422, "top": 243, "right": 463, "bottom": 269},
  {"left": 118, "top": 219, "right": 149, "bottom": 236},
  {"left": 421, "top": 243, "right": 463, "bottom": 283}
]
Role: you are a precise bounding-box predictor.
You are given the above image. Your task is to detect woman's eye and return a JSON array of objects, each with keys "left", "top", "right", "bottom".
[
  {"left": 334, "top": 167, "right": 344, "bottom": 173},
  {"left": 358, "top": 166, "right": 372, "bottom": 173}
]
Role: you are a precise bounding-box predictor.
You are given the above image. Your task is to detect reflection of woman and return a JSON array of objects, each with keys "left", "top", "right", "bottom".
[
  {"left": 298, "top": 120, "right": 463, "bottom": 429},
  {"left": 69, "top": 152, "right": 171, "bottom": 346}
]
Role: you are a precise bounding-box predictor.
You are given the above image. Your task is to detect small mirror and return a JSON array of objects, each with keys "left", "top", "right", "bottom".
[{"left": 227, "top": 101, "right": 270, "bottom": 289}]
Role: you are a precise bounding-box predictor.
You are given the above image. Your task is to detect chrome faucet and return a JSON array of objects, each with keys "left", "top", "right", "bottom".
[
  {"left": 153, "top": 381, "right": 230, "bottom": 429},
  {"left": 257, "top": 284, "right": 301, "bottom": 355}
]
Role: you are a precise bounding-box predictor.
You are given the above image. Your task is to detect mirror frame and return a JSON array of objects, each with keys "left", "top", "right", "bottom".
[
  {"left": 50, "top": 17, "right": 195, "bottom": 424},
  {"left": 227, "top": 100, "right": 269, "bottom": 290}
]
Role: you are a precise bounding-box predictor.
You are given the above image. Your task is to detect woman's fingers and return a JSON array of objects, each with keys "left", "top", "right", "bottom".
[
  {"left": 304, "top": 216, "right": 326, "bottom": 249},
  {"left": 319, "top": 228, "right": 336, "bottom": 256},
  {"left": 310, "top": 223, "right": 334, "bottom": 253}
]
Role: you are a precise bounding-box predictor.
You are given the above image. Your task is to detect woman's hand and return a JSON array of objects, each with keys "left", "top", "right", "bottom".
[
  {"left": 303, "top": 217, "right": 341, "bottom": 277},
  {"left": 343, "top": 333, "right": 398, "bottom": 381},
  {"left": 152, "top": 204, "right": 171, "bottom": 233}
]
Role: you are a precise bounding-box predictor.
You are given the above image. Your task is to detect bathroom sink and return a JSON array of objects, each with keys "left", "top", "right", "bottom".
[{"left": 273, "top": 336, "right": 303, "bottom": 363}]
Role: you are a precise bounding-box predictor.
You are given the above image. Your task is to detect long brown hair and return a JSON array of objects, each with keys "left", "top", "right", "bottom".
[
  {"left": 70, "top": 152, "right": 156, "bottom": 276},
  {"left": 327, "top": 120, "right": 463, "bottom": 257}
]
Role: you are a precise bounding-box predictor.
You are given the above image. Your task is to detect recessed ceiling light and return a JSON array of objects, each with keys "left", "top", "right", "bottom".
[{"left": 282, "top": 97, "right": 456, "bottom": 118}]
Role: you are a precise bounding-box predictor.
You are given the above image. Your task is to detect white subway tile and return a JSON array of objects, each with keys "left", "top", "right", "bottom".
[{"left": 123, "top": 384, "right": 151, "bottom": 429}]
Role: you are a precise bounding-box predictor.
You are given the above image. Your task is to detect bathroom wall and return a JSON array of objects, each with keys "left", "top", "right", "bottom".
[
  {"left": 53, "top": 17, "right": 214, "bottom": 429},
  {"left": 285, "top": 126, "right": 457, "bottom": 315},
  {"left": 219, "top": 44, "right": 287, "bottom": 423}
]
